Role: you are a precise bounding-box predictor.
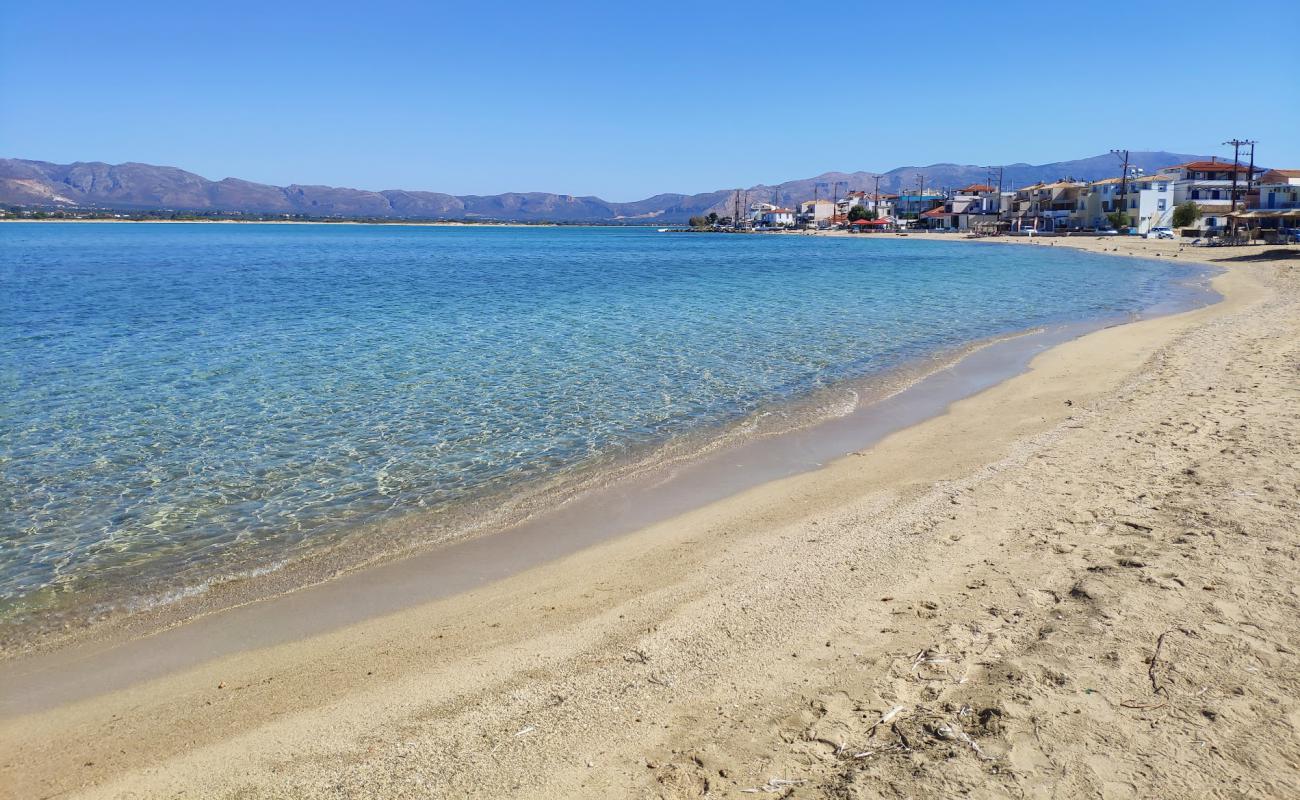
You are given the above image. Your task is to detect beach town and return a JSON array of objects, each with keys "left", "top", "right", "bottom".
[
  {"left": 727, "top": 157, "right": 1300, "bottom": 243},
  {"left": 5, "top": 1, "right": 1300, "bottom": 797}
]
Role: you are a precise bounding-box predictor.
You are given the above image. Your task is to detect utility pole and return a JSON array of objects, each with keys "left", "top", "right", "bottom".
[
  {"left": 915, "top": 173, "right": 925, "bottom": 219},
  {"left": 733, "top": 189, "right": 740, "bottom": 231},
  {"left": 1246, "top": 141, "right": 1257, "bottom": 239},
  {"left": 832, "top": 180, "right": 847, "bottom": 225},
  {"left": 1222, "top": 139, "right": 1253, "bottom": 239},
  {"left": 872, "top": 174, "right": 882, "bottom": 218},
  {"left": 1111, "top": 149, "right": 1130, "bottom": 230},
  {"left": 997, "top": 166, "right": 1004, "bottom": 218},
  {"left": 1223, "top": 138, "right": 1256, "bottom": 238}
]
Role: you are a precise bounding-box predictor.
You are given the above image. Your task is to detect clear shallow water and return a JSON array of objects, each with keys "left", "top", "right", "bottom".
[{"left": 1, "top": 224, "right": 1205, "bottom": 628}]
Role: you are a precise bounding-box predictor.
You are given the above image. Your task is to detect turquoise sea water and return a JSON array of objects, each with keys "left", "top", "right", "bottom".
[{"left": 1, "top": 224, "right": 1206, "bottom": 628}]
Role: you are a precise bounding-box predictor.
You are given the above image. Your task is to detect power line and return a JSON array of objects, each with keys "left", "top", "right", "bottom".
[
  {"left": 1111, "top": 149, "right": 1130, "bottom": 231},
  {"left": 1223, "top": 138, "right": 1256, "bottom": 238}
]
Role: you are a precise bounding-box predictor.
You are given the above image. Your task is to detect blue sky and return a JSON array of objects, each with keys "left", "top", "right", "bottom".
[{"left": 3, "top": 1, "right": 1296, "bottom": 201}]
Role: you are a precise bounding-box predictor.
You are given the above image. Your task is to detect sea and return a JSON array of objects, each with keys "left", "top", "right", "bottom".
[{"left": 0, "top": 223, "right": 1211, "bottom": 640}]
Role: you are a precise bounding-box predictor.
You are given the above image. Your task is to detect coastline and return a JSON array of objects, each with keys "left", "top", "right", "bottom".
[
  {"left": 2, "top": 237, "right": 1297, "bottom": 798},
  {"left": 0, "top": 235, "right": 1212, "bottom": 661},
  {"left": 0, "top": 324, "right": 1067, "bottom": 660}
]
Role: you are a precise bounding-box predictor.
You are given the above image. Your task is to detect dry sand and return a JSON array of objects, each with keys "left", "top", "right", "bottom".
[{"left": 2, "top": 236, "right": 1298, "bottom": 799}]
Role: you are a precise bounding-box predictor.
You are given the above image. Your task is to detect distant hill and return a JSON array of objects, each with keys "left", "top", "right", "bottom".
[{"left": 0, "top": 152, "right": 1205, "bottom": 223}]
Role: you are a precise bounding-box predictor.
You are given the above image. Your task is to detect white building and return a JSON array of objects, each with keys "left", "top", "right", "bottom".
[
  {"left": 1156, "top": 159, "right": 1258, "bottom": 233},
  {"left": 1076, "top": 175, "right": 1173, "bottom": 234},
  {"left": 748, "top": 202, "right": 777, "bottom": 223},
  {"left": 1255, "top": 169, "right": 1300, "bottom": 210},
  {"left": 758, "top": 207, "right": 796, "bottom": 227}
]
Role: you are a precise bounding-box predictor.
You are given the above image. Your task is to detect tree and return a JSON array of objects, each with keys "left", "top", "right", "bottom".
[
  {"left": 847, "top": 204, "right": 874, "bottom": 222},
  {"left": 1172, "top": 201, "right": 1202, "bottom": 229},
  {"left": 688, "top": 215, "right": 709, "bottom": 229},
  {"left": 1106, "top": 211, "right": 1130, "bottom": 231},
  {"left": 706, "top": 212, "right": 719, "bottom": 226}
]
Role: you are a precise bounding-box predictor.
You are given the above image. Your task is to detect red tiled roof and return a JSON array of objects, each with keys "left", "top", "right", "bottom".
[
  {"left": 1170, "top": 161, "right": 1253, "bottom": 172},
  {"left": 1259, "top": 169, "right": 1300, "bottom": 180},
  {"left": 921, "top": 207, "right": 947, "bottom": 218},
  {"left": 958, "top": 184, "right": 996, "bottom": 193}
]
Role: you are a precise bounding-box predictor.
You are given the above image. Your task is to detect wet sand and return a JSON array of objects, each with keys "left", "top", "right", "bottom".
[{"left": 2, "top": 236, "right": 1297, "bottom": 799}]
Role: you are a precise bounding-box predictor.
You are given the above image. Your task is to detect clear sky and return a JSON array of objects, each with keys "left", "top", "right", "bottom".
[{"left": 3, "top": 1, "right": 1296, "bottom": 201}]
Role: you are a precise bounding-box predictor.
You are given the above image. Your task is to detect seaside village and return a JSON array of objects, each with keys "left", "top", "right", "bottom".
[{"left": 732, "top": 158, "right": 1300, "bottom": 243}]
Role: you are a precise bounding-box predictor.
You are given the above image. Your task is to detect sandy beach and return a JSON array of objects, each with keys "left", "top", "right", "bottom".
[{"left": 3, "top": 235, "right": 1297, "bottom": 799}]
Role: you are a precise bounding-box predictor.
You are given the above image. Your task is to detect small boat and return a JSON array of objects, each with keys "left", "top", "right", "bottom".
[{"left": 657, "top": 228, "right": 669, "bottom": 232}]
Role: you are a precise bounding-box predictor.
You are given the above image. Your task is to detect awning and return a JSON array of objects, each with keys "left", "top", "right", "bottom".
[{"left": 1230, "top": 209, "right": 1300, "bottom": 219}]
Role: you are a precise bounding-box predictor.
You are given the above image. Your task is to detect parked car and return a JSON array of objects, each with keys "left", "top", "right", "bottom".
[{"left": 1146, "top": 227, "right": 1175, "bottom": 240}]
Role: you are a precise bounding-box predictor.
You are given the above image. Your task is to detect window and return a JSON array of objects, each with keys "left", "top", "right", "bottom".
[
  {"left": 1211, "top": 190, "right": 1221, "bottom": 199},
  {"left": 1158, "top": 199, "right": 1167, "bottom": 211},
  {"left": 1191, "top": 190, "right": 1201, "bottom": 199},
  {"left": 1158, "top": 183, "right": 1167, "bottom": 192}
]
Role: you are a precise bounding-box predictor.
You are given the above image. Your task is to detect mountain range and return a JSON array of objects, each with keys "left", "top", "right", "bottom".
[{"left": 0, "top": 152, "right": 1205, "bottom": 223}]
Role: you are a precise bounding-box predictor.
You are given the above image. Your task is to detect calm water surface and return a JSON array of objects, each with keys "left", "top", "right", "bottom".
[{"left": 0, "top": 224, "right": 1205, "bottom": 628}]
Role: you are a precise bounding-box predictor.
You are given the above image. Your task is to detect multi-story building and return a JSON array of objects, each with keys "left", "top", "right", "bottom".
[
  {"left": 758, "top": 207, "right": 796, "bottom": 227},
  {"left": 1008, "top": 180, "right": 1085, "bottom": 232},
  {"left": 917, "top": 184, "right": 1001, "bottom": 231},
  {"left": 1234, "top": 169, "right": 1300, "bottom": 241},
  {"left": 1156, "top": 159, "right": 1259, "bottom": 233},
  {"left": 836, "top": 190, "right": 897, "bottom": 221},
  {"left": 1255, "top": 169, "right": 1300, "bottom": 210},
  {"left": 894, "top": 191, "right": 945, "bottom": 218},
  {"left": 798, "top": 198, "right": 835, "bottom": 227},
  {"left": 1075, "top": 174, "right": 1174, "bottom": 234},
  {"left": 951, "top": 183, "right": 1001, "bottom": 215}
]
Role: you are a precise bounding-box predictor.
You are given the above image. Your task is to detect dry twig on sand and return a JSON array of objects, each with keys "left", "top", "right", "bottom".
[{"left": 1122, "top": 627, "right": 1191, "bottom": 709}]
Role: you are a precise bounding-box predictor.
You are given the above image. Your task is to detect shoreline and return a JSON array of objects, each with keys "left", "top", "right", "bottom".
[
  {"left": 0, "top": 241, "right": 1216, "bottom": 663},
  {"left": 0, "top": 319, "right": 1170, "bottom": 710},
  {"left": 2, "top": 234, "right": 1216, "bottom": 660},
  {"left": 2, "top": 237, "right": 1296, "bottom": 798}
]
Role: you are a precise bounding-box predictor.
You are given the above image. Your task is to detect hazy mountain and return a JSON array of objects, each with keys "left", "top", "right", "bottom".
[{"left": 0, "top": 152, "right": 1205, "bottom": 223}]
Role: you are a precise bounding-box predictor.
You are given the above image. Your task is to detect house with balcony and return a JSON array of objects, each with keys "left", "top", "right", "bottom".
[
  {"left": 916, "top": 187, "right": 1002, "bottom": 231},
  {"left": 1075, "top": 174, "right": 1174, "bottom": 233},
  {"left": 894, "top": 191, "right": 946, "bottom": 219},
  {"left": 1008, "top": 180, "right": 1085, "bottom": 232},
  {"left": 1231, "top": 169, "right": 1300, "bottom": 240},
  {"left": 952, "top": 184, "right": 1001, "bottom": 215},
  {"left": 1156, "top": 159, "right": 1260, "bottom": 233},
  {"left": 835, "top": 190, "right": 897, "bottom": 221},
  {"left": 798, "top": 198, "right": 836, "bottom": 227}
]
